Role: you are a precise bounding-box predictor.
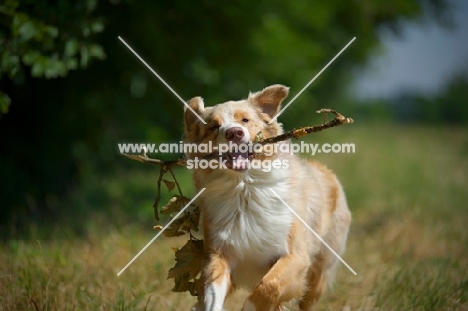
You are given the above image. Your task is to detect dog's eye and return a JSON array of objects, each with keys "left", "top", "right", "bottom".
[
  {"left": 208, "top": 124, "right": 219, "bottom": 132},
  {"left": 242, "top": 118, "right": 249, "bottom": 123}
]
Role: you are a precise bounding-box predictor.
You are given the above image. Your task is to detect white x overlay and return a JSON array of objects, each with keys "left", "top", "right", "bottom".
[
  {"left": 270, "top": 188, "right": 357, "bottom": 275},
  {"left": 269, "top": 37, "right": 356, "bottom": 124},
  {"left": 117, "top": 35, "right": 357, "bottom": 277},
  {"left": 118, "top": 36, "right": 207, "bottom": 124},
  {"left": 117, "top": 188, "right": 206, "bottom": 276}
]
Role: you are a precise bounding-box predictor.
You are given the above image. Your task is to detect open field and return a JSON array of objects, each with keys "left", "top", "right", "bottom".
[{"left": 1, "top": 124, "right": 467, "bottom": 310}]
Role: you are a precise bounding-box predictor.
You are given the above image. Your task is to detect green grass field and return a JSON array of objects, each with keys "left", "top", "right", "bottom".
[{"left": 2, "top": 125, "right": 467, "bottom": 310}]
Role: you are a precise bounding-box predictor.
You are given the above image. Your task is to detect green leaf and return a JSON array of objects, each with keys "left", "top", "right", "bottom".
[
  {"left": 86, "top": 0, "right": 98, "bottom": 12},
  {"left": 65, "top": 40, "right": 79, "bottom": 57},
  {"left": 31, "top": 60, "right": 45, "bottom": 77},
  {"left": 18, "top": 21, "right": 36, "bottom": 41},
  {"left": 90, "top": 21, "right": 104, "bottom": 33},
  {"left": 22, "top": 51, "right": 39, "bottom": 65},
  {"left": 0, "top": 92, "right": 11, "bottom": 114},
  {"left": 0, "top": 0, "right": 19, "bottom": 14},
  {"left": 88, "top": 44, "right": 105, "bottom": 59},
  {"left": 43, "top": 59, "right": 67, "bottom": 79},
  {"left": 45, "top": 26, "right": 58, "bottom": 38},
  {"left": 80, "top": 46, "right": 89, "bottom": 68},
  {"left": 1, "top": 51, "right": 20, "bottom": 70},
  {"left": 65, "top": 58, "right": 78, "bottom": 70}
]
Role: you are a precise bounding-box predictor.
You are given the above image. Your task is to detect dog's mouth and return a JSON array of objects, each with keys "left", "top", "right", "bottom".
[{"left": 223, "top": 151, "right": 255, "bottom": 171}]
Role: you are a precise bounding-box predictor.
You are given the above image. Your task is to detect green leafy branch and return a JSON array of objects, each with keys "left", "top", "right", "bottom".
[{"left": 0, "top": 0, "right": 107, "bottom": 114}]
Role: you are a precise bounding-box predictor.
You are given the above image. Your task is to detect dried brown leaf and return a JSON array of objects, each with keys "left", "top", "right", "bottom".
[
  {"left": 189, "top": 209, "right": 200, "bottom": 232},
  {"left": 161, "top": 195, "right": 190, "bottom": 215},
  {"left": 254, "top": 131, "right": 263, "bottom": 142},
  {"left": 181, "top": 217, "right": 193, "bottom": 233},
  {"left": 162, "top": 179, "right": 176, "bottom": 192},
  {"left": 172, "top": 272, "right": 191, "bottom": 292},
  {"left": 190, "top": 278, "right": 203, "bottom": 296},
  {"left": 292, "top": 127, "right": 308, "bottom": 138},
  {"left": 168, "top": 239, "right": 204, "bottom": 294},
  {"left": 162, "top": 217, "right": 186, "bottom": 237},
  {"left": 180, "top": 213, "right": 198, "bottom": 232},
  {"left": 172, "top": 277, "right": 202, "bottom": 295}
]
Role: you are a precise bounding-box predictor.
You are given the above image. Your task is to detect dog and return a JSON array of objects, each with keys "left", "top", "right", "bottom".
[{"left": 183, "top": 84, "right": 351, "bottom": 311}]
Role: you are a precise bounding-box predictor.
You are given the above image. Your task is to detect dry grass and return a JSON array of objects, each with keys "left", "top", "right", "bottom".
[
  {"left": 1, "top": 125, "right": 467, "bottom": 310},
  {"left": 313, "top": 125, "right": 468, "bottom": 310},
  {"left": 1, "top": 231, "right": 199, "bottom": 310}
]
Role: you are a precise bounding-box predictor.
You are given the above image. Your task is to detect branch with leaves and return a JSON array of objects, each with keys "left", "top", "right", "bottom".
[{"left": 121, "top": 108, "right": 353, "bottom": 295}]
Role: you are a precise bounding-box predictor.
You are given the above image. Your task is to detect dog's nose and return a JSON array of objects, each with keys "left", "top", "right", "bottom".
[{"left": 225, "top": 127, "right": 244, "bottom": 141}]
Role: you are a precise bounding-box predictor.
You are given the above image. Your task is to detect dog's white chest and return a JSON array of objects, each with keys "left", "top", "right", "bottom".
[{"left": 202, "top": 178, "right": 293, "bottom": 262}]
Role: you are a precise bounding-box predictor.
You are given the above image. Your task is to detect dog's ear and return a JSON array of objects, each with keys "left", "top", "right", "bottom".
[
  {"left": 184, "top": 97, "right": 205, "bottom": 130},
  {"left": 249, "top": 84, "right": 289, "bottom": 119}
]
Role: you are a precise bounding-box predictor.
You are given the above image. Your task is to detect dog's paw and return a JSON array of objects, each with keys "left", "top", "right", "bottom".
[{"left": 190, "top": 301, "right": 204, "bottom": 311}]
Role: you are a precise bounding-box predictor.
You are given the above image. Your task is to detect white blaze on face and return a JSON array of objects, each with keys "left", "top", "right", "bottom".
[
  {"left": 215, "top": 106, "right": 251, "bottom": 145},
  {"left": 213, "top": 106, "right": 253, "bottom": 171}
]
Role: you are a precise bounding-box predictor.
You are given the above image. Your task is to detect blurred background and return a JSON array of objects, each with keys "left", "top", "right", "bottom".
[{"left": 1, "top": 0, "right": 467, "bottom": 310}]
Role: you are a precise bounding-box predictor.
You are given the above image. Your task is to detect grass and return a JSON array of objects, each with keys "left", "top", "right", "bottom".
[{"left": 1, "top": 124, "right": 468, "bottom": 310}]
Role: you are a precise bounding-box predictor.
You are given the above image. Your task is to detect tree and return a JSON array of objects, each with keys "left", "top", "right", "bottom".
[{"left": 0, "top": 0, "right": 105, "bottom": 114}]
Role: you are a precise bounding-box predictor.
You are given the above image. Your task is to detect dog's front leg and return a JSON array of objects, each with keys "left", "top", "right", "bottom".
[
  {"left": 241, "top": 253, "right": 309, "bottom": 311},
  {"left": 203, "top": 253, "right": 232, "bottom": 311}
]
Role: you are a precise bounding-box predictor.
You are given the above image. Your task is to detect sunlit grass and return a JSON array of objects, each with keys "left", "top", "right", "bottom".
[
  {"left": 311, "top": 125, "right": 468, "bottom": 310},
  {"left": 1, "top": 125, "right": 467, "bottom": 310},
  {"left": 1, "top": 231, "right": 198, "bottom": 310}
]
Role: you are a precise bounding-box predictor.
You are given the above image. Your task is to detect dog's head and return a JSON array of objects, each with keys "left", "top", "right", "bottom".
[{"left": 183, "top": 84, "right": 289, "bottom": 173}]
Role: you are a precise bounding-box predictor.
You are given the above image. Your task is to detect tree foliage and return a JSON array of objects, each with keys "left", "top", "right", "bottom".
[{"left": 0, "top": 0, "right": 105, "bottom": 114}]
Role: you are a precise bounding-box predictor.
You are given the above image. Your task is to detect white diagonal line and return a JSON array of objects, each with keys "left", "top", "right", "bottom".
[
  {"left": 269, "top": 37, "right": 356, "bottom": 124},
  {"left": 117, "top": 188, "right": 206, "bottom": 276},
  {"left": 118, "top": 36, "right": 207, "bottom": 124},
  {"left": 269, "top": 188, "right": 357, "bottom": 275}
]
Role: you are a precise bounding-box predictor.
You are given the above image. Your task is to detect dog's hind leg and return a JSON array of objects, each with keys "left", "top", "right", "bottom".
[
  {"left": 299, "top": 197, "right": 351, "bottom": 311},
  {"left": 298, "top": 253, "right": 329, "bottom": 311}
]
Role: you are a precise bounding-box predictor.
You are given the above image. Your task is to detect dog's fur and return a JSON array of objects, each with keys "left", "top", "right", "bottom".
[{"left": 183, "top": 85, "right": 351, "bottom": 311}]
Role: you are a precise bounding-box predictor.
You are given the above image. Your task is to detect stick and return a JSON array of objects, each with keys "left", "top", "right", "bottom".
[{"left": 257, "top": 109, "right": 353, "bottom": 144}]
